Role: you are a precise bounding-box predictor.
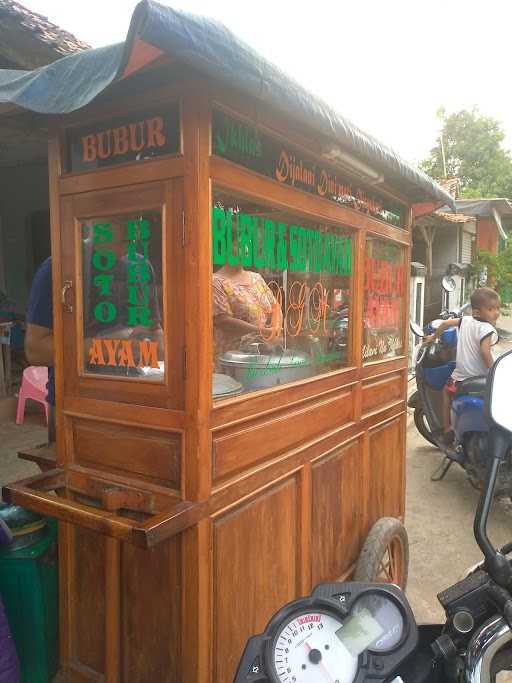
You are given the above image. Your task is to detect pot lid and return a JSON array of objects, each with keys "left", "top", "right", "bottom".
[
  {"left": 219, "top": 347, "right": 311, "bottom": 368},
  {"left": 213, "top": 373, "right": 243, "bottom": 398}
]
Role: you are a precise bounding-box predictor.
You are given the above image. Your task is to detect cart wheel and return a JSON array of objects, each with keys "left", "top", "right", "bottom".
[{"left": 354, "top": 518, "right": 409, "bottom": 589}]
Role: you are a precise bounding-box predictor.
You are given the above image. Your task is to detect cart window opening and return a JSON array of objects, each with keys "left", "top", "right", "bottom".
[
  {"left": 212, "top": 189, "right": 354, "bottom": 399},
  {"left": 81, "top": 210, "right": 164, "bottom": 380},
  {"left": 363, "top": 237, "right": 406, "bottom": 363}
]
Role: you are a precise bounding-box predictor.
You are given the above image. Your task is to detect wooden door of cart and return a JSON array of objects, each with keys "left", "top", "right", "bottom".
[{"left": 5, "top": 89, "right": 411, "bottom": 683}]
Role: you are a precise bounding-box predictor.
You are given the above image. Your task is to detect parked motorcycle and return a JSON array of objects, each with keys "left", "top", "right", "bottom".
[
  {"left": 234, "top": 351, "right": 512, "bottom": 682},
  {"left": 408, "top": 278, "right": 510, "bottom": 491}
]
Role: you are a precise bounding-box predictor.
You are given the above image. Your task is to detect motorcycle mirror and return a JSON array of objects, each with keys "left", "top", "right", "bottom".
[
  {"left": 442, "top": 276, "right": 457, "bottom": 293},
  {"left": 488, "top": 349, "right": 512, "bottom": 433},
  {"left": 409, "top": 321, "right": 424, "bottom": 338}
]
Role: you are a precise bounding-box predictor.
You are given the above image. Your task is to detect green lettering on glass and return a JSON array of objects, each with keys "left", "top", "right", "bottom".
[
  {"left": 264, "top": 219, "right": 276, "bottom": 269},
  {"left": 93, "top": 223, "right": 113, "bottom": 243},
  {"left": 127, "top": 262, "right": 151, "bottom": 284},
  {"left": 92, "top": 248, "right": 116, "bottom": 271},
  {"left": 313, "top": 231, "right": 322, "bottom": 273},
  {"left": 323, "top": 234, "right": 333, "bottom": 274},
  {"left": 94, "top": 301, "right": 117, "bottom": 323},
  {"left": 126, "top": 218, "right": 151, "bottom": 242},
  {"left": 210, "top": 207, "right": 353, "bottom": 275},
  {"left": 244, "top": 356, "right": 308, "bottom": 379},
  {"left": 215, "top": 115, "right": 262, "bottom": 160},
  {"left": 315, "top": 350, "right": 342, "bottom": 364},
  {"left": 127, "top": 240, "right": 149, "bottom": 261},
  {"left": 296, "top": 227, "right": 307, "bottom": 272},
  {"left": 127, "top": 284, "right": 150, "bottom": 307},
  {"left": 276, "top": 223, "right": 288, "bottom": 270},
  {"left": 227, "top": 211, "right": 239, "bottom": 267},
  {"left": 344, "top": 238, "right": 353, "bottom": 275},
  {"left": 128, "top": 306, "right": 153, "bottom": 326},
  {"left": 289, "top": 225, "right": 298, "bottom": 272},
  {"left": 337, "top": 237, "right": 350, "bottom": 275},
  {"left": 239, "top": 214, "right": 253, "bottom": 267},
  {"left": 212, "top": 206, "right": 227, "bottom": 265},
  {"left": 252, "top": 217, "right": 265, "bottom": 269},
  {"left": 93, "top": 274, "right": 114, "bottom": 296}
]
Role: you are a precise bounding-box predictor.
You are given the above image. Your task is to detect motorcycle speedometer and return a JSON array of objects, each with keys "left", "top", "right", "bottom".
[
  {"left": 234, "top": 583, "right": 418, "bottom": 683},
  {"left": 270, "top": 609, "right": 358, "bottom": 683}
]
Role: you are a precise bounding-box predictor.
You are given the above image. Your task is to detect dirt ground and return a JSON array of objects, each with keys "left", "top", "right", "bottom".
[
  {"left": 405, "top": 425, "right": 512, "bottom": 622},
  {"left": 0, "top": 407, "right": 44, "bottom": 489}
]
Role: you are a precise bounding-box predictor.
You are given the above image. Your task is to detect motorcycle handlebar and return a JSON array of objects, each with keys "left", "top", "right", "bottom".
[{"left": 474, "top": 429, "right": 512, "bottom": 588}]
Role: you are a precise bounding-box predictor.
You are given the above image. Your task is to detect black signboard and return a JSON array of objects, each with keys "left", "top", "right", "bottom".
[
  {"left": 66, "top": 103, "right": 181, "bottom": 173},
  {"left": 212, "top": 109, "right": 405, "bottom": 228}
]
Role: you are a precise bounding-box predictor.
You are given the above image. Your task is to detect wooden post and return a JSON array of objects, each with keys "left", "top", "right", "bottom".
[{"left": 418, "top": 223, "right": 436, "bottom": 311}]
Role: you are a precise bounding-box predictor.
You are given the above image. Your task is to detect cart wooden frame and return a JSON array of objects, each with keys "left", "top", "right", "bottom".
[{"left": 4, "top": 74, "right": 414, "bottom": 683}]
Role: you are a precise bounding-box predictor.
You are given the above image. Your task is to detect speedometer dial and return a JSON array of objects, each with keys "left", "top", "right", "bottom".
[{"left": 271, "top": 611, "right": 358, "bottom": 683}]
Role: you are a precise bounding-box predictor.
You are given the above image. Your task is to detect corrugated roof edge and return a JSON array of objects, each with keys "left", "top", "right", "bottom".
[{"left": 126, "top": 0, "right": 456, "bottom": 209}]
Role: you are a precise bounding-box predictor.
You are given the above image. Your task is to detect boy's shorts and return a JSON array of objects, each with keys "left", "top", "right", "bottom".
[{"left": 445, "top": 377, "right": 458, "bottom": 395}]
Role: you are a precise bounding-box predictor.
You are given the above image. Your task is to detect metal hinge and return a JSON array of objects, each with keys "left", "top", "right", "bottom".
[
  {"left": 181, "top": 210, "right": 186, "bottom": 247},
  {"left": 182, "top": 346, "right": 187, "bottom": 380}
]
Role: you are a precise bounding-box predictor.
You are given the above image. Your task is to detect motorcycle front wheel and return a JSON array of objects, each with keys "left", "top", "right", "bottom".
[
  {"left": 414, "top": 407, "right": 438, "bottom": 447},
  {"left": 465, "top": 432, "right": 512, "bottom": 497}
]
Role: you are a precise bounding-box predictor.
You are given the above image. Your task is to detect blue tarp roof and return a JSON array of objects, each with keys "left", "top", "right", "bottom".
[{"left": 0, "top": 0, "right": 455, "bottom": 209}]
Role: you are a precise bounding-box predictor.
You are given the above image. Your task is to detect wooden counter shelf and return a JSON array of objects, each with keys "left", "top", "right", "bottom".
[
  {"left": 2, "top": 466, "right": 204, "bottom": 549},
  {"left": 17, "top": 444, "right": 57, "bottom": 471}
]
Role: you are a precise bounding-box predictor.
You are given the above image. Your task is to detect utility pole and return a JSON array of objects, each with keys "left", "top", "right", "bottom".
[{"left": 440, "top": 134, "right": 447, "bottom": 178}]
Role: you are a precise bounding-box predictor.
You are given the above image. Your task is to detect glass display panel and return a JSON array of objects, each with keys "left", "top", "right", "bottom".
[
  {"left": 212, "top": 189, "right": 354, "bottom": 399},
  {"left": 363, "top": 237, "right": 406, "bottom": 363},
  {"left": 81, "top": 211, "right": 164, "bottom": 380}
]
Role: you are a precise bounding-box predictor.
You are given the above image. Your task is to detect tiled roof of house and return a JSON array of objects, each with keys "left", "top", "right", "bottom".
[
  {"left": 436, "top": 211, "right": 474, "bottom": 223},
  {"left": 0, "top": 0, "right": 90, "bottom": 56}
]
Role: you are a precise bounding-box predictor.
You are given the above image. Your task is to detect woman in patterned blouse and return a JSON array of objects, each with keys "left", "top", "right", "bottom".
[{"left": 213, "top": 263, "right": 282, "bottom": 365}]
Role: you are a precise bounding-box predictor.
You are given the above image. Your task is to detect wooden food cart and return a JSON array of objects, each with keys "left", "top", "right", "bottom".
[{"left": 0, "top": 2, "right": 454, "bottom": 681}]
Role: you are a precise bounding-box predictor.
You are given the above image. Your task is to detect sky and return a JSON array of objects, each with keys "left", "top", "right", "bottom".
[{"left": 18, "top": 0, "right": 512, "bottom": 167}]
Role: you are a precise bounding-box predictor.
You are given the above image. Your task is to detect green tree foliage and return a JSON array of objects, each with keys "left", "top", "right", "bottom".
[
  {"left": 473, "top": 245, "right": 512, "bottom": 298},
  {"left": 421, "top": 107, "right": 512, "bottom": 198}
]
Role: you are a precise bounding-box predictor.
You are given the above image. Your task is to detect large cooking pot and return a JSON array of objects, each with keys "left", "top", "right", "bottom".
[
  {"left": 213, "top": 373, "right": 243, "bottom": 399},
  {"left": 219, "top": 343, "right": 312, "bottom": 391}
]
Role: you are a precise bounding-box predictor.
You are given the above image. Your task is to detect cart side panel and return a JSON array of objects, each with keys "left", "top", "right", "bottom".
[
  {"left": 71, "top": 526, "right": 106, "bottom": 673},
  {"left": 72, "top": 418, "right": 182, "bottom": 489},
  {"left": 212, "top": 476, "right": 300, "bottom": 683},
  {"left": 62, "top": 527, "right": 183, "bottom": 682},
  {"left": 311, "top": 436, "right": 365, "bottom": 584},
  {"left": 362, "top": 371, "right": 404, "bottom": 416},
  {"left": 121, "top": 536, "right": 182, "bottom": 682},
  {"left": 212, "top": 386, "right": 355, "bottom": 482},
  {"left": 367, "top": 414, "right": 406, "bottom": 527}
]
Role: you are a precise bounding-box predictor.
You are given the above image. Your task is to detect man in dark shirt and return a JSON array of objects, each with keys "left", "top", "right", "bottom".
[{"left": 25, "top": 256, "right": 55, "bottom": 442}]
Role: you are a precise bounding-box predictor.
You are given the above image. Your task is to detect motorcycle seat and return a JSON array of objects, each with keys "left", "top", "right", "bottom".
[{"left": 455, "top": 375, "right": 487, "bottom": 396}]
